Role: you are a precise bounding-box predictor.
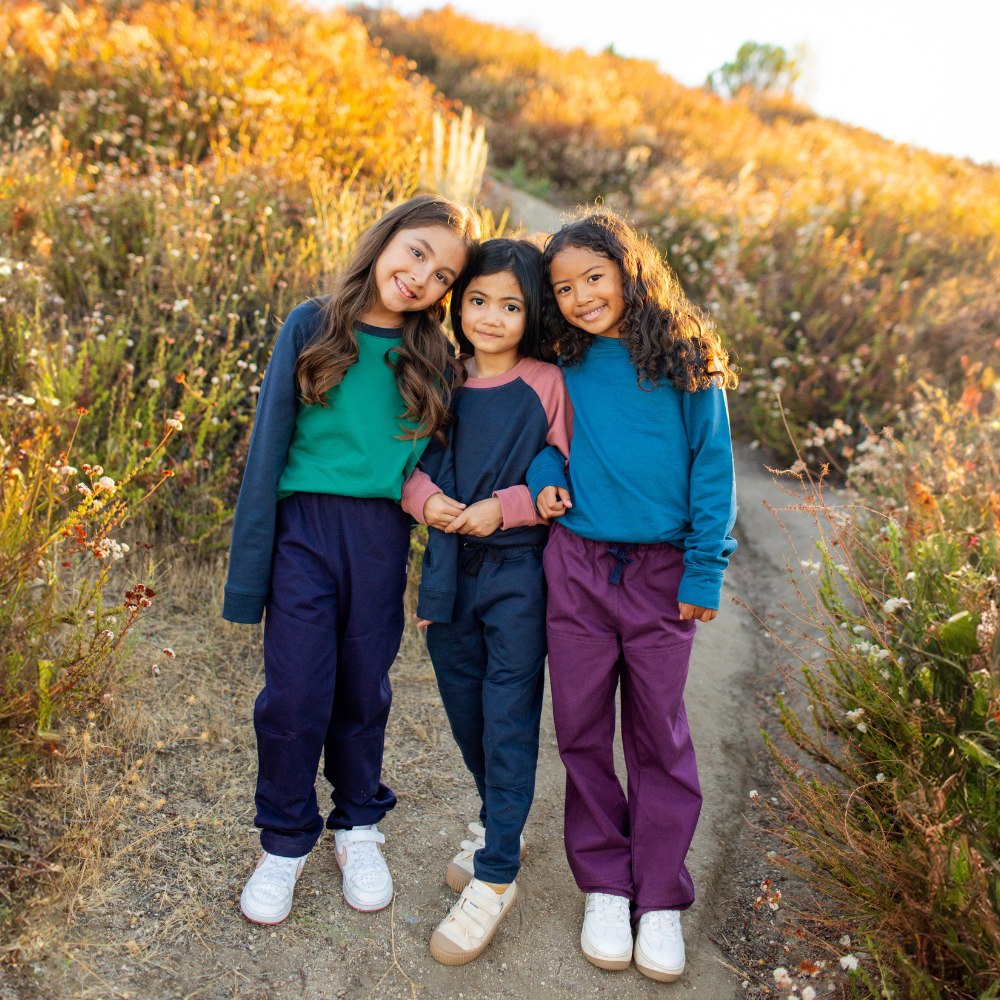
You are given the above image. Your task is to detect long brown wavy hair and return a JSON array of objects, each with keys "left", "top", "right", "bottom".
[
  {"left": 295, "top": 194, "right": 480, "bottom": 438},
  {"left": 542, "top": 210, "right": 738, "bottom": 393}
]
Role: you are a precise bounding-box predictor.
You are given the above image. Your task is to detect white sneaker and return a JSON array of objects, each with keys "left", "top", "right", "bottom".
[
  {"left": 580, "top": 892, "right": 633, "bottom": 970},
  {"left": 335, "top": 824, "right": 393, "bottom": 911},
  {"left": 239, "top": 851, "right": 308, "bottom": 924},
  {"left": 635, "top": 909, "right": 685, "bottom": 982},
  {"left": 446, "top": 822, "right": 528, "bottom": 892},
  {"left": 430, "top": 878, "right": 517, "bottom": 966}
]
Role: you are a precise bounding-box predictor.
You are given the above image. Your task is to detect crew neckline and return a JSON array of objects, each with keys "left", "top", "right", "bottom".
[
  {"left": 462, "top": 354, "right": 536, "bottom": 388},
  {"left": 356, "top": 320, "right": 404, "bottom": 339}
]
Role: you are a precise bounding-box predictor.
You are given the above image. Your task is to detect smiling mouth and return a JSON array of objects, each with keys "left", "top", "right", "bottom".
[
  {"left": 395, "top": 276, "right": 417, "bottom": 300},
  {"left": 578, "top": 305, "right": 606, "bottom": 322}
]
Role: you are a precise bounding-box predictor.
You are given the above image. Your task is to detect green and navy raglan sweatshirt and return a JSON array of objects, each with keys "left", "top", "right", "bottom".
[
  {"left": 525, "top": 335, "right": 738, "bottom": 610},
  {"left": 222, "top": 299, "right": 429, "bottom": 624}
]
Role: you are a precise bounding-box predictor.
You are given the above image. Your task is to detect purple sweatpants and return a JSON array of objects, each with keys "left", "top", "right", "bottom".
[{"left": 544, "top": 522, "right": 701, "bottom": 917}]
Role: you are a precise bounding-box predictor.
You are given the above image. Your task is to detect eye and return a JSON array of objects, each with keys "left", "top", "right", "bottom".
[
  {"left": 587, "top": 273, "right": 602, "bottom": 283},
  {"left": 436, "top": 273, "right": 448, "bottom": 284},
  {"left": 555, "top": 284, "right": 571, "bottom": 294},
  {"left": 503, "top": 303, "right": 520, "bottom": 313},
  {"left": 411, "top": 247, "right": 423, "bottom": 259},
  {"left": 470, "top": 296, "right": 485, "bottom": 306}
]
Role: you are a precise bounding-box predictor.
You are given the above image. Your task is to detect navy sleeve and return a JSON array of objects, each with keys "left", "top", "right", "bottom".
[
  {"left": 222, "top": 301, "right": 322, "bottom": 623},
  {"left": 414, "top": 423, "right": 458, "bottom": 623}
]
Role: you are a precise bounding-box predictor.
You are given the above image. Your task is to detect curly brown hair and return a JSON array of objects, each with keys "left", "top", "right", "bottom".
[
  {"left": 295, "top": 194, "right": 480, "bottom": 439},
  {"left": 542, "top": 210, "right": 738, "bottom": 393}
]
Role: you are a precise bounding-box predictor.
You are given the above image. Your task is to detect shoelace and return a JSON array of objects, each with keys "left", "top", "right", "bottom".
[
  {"left": 588, "top": 893, "right": 631, "bottom": 927},
  {"left": 643, "top": 910, "right": 682, "bottom": 942},
  {"left": 253, "top": 854, "right": 299, "bottom": 896},
  {"left": 341, "top": 828, "right": 387, "bottom": 885}
]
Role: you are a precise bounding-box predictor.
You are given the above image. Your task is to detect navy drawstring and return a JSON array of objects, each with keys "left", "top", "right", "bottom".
[
  {"left": 459, "top": 542, "right": 489, "bottom": 577},
  {"left": 606, "top": 544, "right": 635, "bottom": 585}
]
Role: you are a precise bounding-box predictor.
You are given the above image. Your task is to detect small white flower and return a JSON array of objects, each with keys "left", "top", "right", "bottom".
[
  {"left": 905, "top": 571, "right": 917, "bottom": 581},
  {"left": 163, "top": 647, "right": 176, "bottom": 658},
  {"left": 98, "top": 475, "right": 115, "bottom": 492},
  {"left": 773, "top": 967, "right": 793, "bottom": 989},
  {"left": 839, "top": 954, "right": 859, "bottom": 971},
  {"left": 76, "top": 483, "right": 92, "bottom": 495},
  {"left": 856, "top": 722, "right": 867, "bottom": 733},
  {"left": 771, "top": 357, "right": 792, "bottom": 369},
  {"left": 172, "top": 299, "right": 190, "bottom": 313},
  {"left": 876, "top": 773, "right": 885, "bottom": 782},
  {"left": 790, "top": 311, "right": 802, "bottom": 322},
  {"left": 853, "top": 625, "right": 866, "bottom": 635},
  {"left": 166, "top": 418, "right": 183, "bottom": 431},
  {"left": 749, "top": 789, "right": 759, "bottom": 800},
  {"left": 60, "top": 465, "right": 77, "bottom": 475},
  {"left": 100, "top": 630, "right": 115, "bottom": 641},
  {"left": 883, "top": 597, "right": 911, "bottom": 614},
  {"left": 872, "top": 648, "right": 891, "bottom": 662},
  {"left": 880, "top": 669, "right": 891, "bottom": 679},
  {"left": 802, "top": 987, "right": 817, "bottom": 1000},
  {"left": 133, "top": 420, "right": 142, "bottom": 429},
  {"left": 846, "top": 708, "right": 865, "bottom": 722},
  {"left": 147, "top": 378, "right": 161, "bottom": 389},
  {"left": 105, "top": 616, "right": 117, "bottom": 624}
]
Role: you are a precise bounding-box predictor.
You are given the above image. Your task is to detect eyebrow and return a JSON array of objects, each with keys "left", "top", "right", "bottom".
[
  {"left": 551, "top": 264, "right": 604, "bottom": 286},
  {"left": 467, "top": 286, "right": 524, "bottom": 301},
  {"left": 416, "top": 237, "right": 457, "bottom": 279}
]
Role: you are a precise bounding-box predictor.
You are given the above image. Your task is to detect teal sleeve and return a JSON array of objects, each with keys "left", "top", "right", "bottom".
[
  {"left": 526, "top": 444, "right": 570, "bottom": 505},
  {"left": 677, "top": 386, "right": 738, "bottom": 610}
]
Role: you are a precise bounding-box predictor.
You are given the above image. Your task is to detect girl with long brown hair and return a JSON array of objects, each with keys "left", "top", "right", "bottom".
[{"left": 223, "top": 194, "right": 479, "bottom": 925}]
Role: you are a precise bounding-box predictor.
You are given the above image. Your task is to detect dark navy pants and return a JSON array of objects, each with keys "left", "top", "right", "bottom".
[
  {"left": 255, "top": 492, "right": 410, "bottom": 858},
  {"left": 426, "top": 542, "right": 547, "bottom": 884}
]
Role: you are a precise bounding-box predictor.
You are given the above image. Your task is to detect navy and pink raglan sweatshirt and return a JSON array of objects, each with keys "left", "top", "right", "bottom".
[{"left": 401, "top": 356, "right": 572, "bottom": 623}]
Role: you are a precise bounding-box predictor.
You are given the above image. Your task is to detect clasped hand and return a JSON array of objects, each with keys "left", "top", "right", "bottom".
[{"left": 422, "top": 492, "right": 503, "bottom": 537}]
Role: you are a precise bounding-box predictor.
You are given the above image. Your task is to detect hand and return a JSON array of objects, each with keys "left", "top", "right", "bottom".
[
  {"left": 679, "top": 603, "right": 717, "bottom": 623},
  {"left": 536, "top": 485, "right": 573, "bottom": 519},
  {"left": 423, "top": 491, "right": 466, "bottom": 530},
  {"left": 412, "top": 614, "right": 434, "bottom": 629},
  {"left": 444, "top": 497, "right": 504, "bottom": 537}
]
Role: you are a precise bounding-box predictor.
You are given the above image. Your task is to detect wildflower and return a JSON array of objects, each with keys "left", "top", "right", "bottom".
[
  {"left": 883, "top": 597, "right": 910, "bottom": 614},
  {"left": 60, "top": 466, "right": 77, "bottom": 475},
  {"left": 876, "top": 773, "right": 885, "bottom": 782},
  {"left": 100, "top": 630, "right": 114, "bottom": 641},
  {"left": 76, "top": 483, "right": 92, "bottom": 495},
  {"left": 166, "top": 418, "right": 183, "bottom": 431},
  {"left": 872, "top": 648, "right": 890, "bottom": 661},
  {"left": 749, "top": 789, "right": 759, "bottom": 800},
  {"left": 773, "top": 967, "right": 793, "bottom": 989},
  {"left": 846, "top": 708, "right": 865, "bottom": 722},
  {"left": 92, "top": 465, "right": 104, "bottom": 476},
  {"left": 839, "top": 954, "right": 859, "bottom": 971},
  {"left": 98, "top": 476, "right": 116, "bottom": 492},
  {"left": 852, "top": 625, "right": 866, "bottom": 634},
  {"left": 771, "top": 357, "right": 791, "bottom": 369},
  {"left": 880, "top": 669, "right": 891, "bottom": 679},
  {"left": 163, "top": 647, "right": 176, "bottom": 658},
  {"left": 172, "top": 299, "right": 190, "bottom": 313},
  {"left": 802, "top": 988, "right": 817, "bottom": 1000},
  {"left": 147, "top": 378, "right": 161, "bottom": 389},
  {"left": 839, "top": 622, "right": 849, "bottom": 629},
  {"left": 790, "top": 311, "right": 802, "bottom": 322},
  {"left": 790, "top": 459, "right": 806, "bottom": 475},
  {"left": 855, "top": 722, "right": 867, "bottom": 733},
  {"left": 905, "top": 571, "right": 917, "bottom": 581}
]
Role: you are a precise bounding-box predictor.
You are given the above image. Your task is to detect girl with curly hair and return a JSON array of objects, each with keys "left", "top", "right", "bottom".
[
  {"left": 224, "top": 194, "right": 479, "bottom": 926},
  {"left": 526, "top": 210, "right": 739, "bottom": 983}
]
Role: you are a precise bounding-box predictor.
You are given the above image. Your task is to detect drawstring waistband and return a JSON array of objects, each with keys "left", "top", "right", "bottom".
[
  {"left": 606, "top": 544, "right": 635, "bottom": 586},
  {"left": 459, "top": 541, "right": 546, "bottom": 577}
]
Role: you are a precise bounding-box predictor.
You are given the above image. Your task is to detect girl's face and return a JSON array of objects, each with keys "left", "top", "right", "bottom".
[
  {"left": 549, "top": 245, "right": 625, "bottom": 338},
  {"left": 371, "top": 225, "right": 468, "bottom": 323},
  {"left": 460, "top": 270, "right": 526, "bottom": 359}
]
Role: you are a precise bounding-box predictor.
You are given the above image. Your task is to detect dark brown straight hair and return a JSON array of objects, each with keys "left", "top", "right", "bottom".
[
  {"left": 542, "top": 210, "right": 738, "bottom": 393},
  {"left": 295, "top": 194, "right": 480, "bottom": 439}
]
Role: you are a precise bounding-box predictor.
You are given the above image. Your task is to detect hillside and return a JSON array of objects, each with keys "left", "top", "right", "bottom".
[{"left": 360, "top": 6, "right": 1000, "bottom": 456}]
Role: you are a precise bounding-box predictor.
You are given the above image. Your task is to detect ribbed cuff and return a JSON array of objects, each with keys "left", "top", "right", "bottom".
[
  {"left": 676, "top": 573, "right": 722, "bottom": 612},
  {"left": 415, "top": 587, "right": 456, "bottom": 624},
  {"left": 222, "top": 589, "right": 267, "bottom": 624},
  {"left": 493, "top": 485, "right": 542, "bottom": 529},
  {"left": 400, "top": 473, "right": 443, "bottom": 524}
]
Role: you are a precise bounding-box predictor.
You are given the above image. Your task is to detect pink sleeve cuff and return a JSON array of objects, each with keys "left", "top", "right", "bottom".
[
  {"left": 493, "top": 485, "right": 545, "bottom": 529},
  {"left": 400, "top": 469, "right": 442, "bottom": 524}
]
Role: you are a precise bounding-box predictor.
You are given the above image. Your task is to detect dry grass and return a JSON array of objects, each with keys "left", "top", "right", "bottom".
[{"left": 0, "top": 546, "right": 484, "bottom": 999}]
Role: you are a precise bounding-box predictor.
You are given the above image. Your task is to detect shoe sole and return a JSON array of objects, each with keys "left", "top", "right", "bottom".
[
  {"left": 634, "top": 939, "right": 684, "bottom": 982},
  {"left": 580, "top": 929, "right": 632, "bottom": 971},
  {"left": 429, "top": 884, "right": 517, "bottom": 966},
  {"left": 445, "top": 845, "right": 528, "bottom": 893},
  {"left": 336, "top": 858, "right": 393, "bottom": 912}
]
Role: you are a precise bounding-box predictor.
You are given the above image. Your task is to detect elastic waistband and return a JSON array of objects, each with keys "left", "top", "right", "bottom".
[
  {"left": 459, "top": 540, "right": 546, "bottom": 576},
  {"left": 551, "top": 521, "right": 682, "bottom": 555}
]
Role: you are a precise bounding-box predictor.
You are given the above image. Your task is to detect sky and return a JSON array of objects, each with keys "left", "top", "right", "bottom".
[{"left": 363, "top": 0, "right": 1000, "bottom": 166}]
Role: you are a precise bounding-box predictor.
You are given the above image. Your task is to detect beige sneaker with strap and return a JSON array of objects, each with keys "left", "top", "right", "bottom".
[
  {"left": 429, "top": 878, "right": 517, "bottom": 966},
  {"left": 446, "top": 822, "right": 527, "bottom": 892}
]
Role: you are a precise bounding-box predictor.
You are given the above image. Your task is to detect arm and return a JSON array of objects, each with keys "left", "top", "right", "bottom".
[
  {"left": 678, "top": 385, "right": 738, "bottom": 614},
  {"left": 223, "top": 302, "right": 317, "bottom": 623}
]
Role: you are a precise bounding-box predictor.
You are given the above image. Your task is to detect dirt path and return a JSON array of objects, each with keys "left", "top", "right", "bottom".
[{"left": 2, "top": 446, "right": 828, "bottom": 1000}]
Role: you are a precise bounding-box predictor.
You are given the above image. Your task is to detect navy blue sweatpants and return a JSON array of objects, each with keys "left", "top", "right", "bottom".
[
  {"left": 425, "top": 542, "right": 547, "bottom": 884},
  {"left": 254, "top": 492, "right": 410, "bottom": 858}
]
